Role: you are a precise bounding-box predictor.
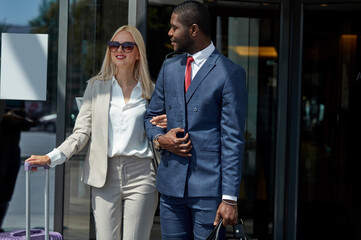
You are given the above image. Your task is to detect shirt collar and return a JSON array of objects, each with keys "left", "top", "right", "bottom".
[
  {"left": 111, "top": 76, "right": 117, "bottom": 84},
  {"left": 111, "top": 76, "right": 142, "bottom": 89},
  {"left": 189, "top": 42, "right": 215, "bottom": 66}
]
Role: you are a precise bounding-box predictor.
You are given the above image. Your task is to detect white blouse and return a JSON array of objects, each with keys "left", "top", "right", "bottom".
[{"left": 47, "top": 77, "right": 152, "bottom": 167}]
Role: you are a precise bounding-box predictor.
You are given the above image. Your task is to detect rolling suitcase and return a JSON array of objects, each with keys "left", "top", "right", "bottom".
[{"left": 0, "top": 162, "right": 63, "bottom": 240}]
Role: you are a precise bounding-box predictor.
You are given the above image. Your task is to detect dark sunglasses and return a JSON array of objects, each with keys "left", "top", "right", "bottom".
[{"left": 108, "top": 41, "right": 137, "bottom": 53}]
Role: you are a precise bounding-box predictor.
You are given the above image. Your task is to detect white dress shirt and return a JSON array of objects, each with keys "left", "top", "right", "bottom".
[
  {"left": 47, "top": 77, "right": 152, "bottom": 167},
  {"left": 188, "top": 42, "right": 215, "bottom": 80}
]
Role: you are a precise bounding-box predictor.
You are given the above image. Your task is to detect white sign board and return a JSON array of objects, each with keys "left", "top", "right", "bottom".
[{"left": 0, "top": 33, "right": 48, "bottom": 100}]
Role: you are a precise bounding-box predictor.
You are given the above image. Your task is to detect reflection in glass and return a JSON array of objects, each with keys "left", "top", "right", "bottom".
[
  {"left": 208, "top": 3, "right": 279, "bottom": 239},
  {"left": 299, "top": 4, "right": 361, "bottom": 239},
  {"left": 147, "top": 4, "right": 174, "bottom": 80},
  {"left": 0, "top": 0, "right": 58, "bottom": 233}
]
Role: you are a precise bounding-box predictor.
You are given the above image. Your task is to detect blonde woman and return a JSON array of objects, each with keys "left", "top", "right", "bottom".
[{"left": 26, "top": 26, "right": 165, "bottom": 240}]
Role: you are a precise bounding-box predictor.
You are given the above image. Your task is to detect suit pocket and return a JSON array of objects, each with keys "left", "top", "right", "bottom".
[{"left": 201, "top": 132, "right": 221, "bottom": 152}]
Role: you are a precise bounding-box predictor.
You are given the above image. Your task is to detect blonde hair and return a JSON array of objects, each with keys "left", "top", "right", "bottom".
[{"left": 90, "top": 25, "right": 154, "bottom": 100}]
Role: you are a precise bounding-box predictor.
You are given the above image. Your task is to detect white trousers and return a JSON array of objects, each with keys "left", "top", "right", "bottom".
[{"left": 92, "top": 156, "right": 158, "bottom": 240}]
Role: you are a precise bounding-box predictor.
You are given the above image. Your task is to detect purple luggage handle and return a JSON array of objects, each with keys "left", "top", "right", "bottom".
[
  {"left": 24, "top": 161, "right": 50, "bottom": 240},
  {"left": 24, "top": 161, "right": 50, "bottom": 171}
]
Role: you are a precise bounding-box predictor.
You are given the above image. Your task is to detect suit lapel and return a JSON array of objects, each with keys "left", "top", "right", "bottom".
[
  {"left": 185, "top": 50, "right": 219, "bottom": 103},
  {"left": 99, "top": 80, "right": 112, "bottom": 141},
  {"left": 175, "top": 56, "right": 187, "bottom": 108},
  {"left": 100, "top": 79, "right": 112, "bottom": 112}
]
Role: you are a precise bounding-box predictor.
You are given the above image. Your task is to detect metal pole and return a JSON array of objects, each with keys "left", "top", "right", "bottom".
[
  {"left": 45, "top": 169, "right": 49, "bottom": 240},
  {"left": 26, "top": 170, "right": 30, "bottom": 240}
]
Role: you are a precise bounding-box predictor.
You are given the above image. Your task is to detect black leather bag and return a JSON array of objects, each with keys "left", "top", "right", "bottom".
[
  {"left": 206, "top": 218, "right": 253, "bottom": 240},
  {"left": 233, "top": 219, "right": 253, "bottom": 240}
]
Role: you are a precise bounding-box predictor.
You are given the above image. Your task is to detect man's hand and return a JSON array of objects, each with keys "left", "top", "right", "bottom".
[
  {"left": 214, "top": 200, "right": 238, "bottom": 226},
  {"left": 158, "top": 128, "right": 192, "bottom": 157}
]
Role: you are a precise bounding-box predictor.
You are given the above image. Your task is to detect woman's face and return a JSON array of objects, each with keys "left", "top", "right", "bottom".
[{"left": 109, "top": 31, "right": 140, "bottom": 70}]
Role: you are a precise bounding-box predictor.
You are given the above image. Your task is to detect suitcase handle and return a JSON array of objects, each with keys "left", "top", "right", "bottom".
[
  {"left": 24, "top": 161, "right": 50, "bottom": 240},
  {"left": 24, "top": 161, "right": 50, "bottom": 171}
]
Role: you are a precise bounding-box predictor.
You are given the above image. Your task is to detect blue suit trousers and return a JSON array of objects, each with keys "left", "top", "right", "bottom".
[{"left": 159, "top": 194, "right": 226, "bottom": 240}]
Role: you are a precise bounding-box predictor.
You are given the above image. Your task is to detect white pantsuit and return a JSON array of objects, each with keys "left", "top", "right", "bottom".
[
  {"left": 47, "top": 78, "right": 157, "bottom": 239},
  {"left": 92, "top": 156, "right": 157, "bottom": 240}
]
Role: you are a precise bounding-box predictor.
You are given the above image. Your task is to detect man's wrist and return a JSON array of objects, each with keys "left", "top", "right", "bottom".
[
  {"left": 222, "top": 195, "right": 237, "bottom": 201},
  {"left": 153, "top": 134, "right": 164, "bottom": 150},
  {"left": 222, "top": 199, "right": 238, "bottom": 206},
  {"left": 222, "top": 195, "right": 237, "bottom": 206}
]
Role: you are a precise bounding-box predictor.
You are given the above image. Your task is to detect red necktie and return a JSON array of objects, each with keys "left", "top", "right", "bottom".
[{"left": 185, "top": 56, "right": 194, "bottom": 92}]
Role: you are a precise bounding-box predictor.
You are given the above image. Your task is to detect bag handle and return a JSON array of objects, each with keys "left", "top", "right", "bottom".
[{"left": 206, "top": 218, "right": 223, "bottom": 240}]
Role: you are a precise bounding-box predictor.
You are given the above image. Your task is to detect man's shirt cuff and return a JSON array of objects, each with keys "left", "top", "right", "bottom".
[{"left": 222, "top": 195, "right": 237, "bottom": 201}]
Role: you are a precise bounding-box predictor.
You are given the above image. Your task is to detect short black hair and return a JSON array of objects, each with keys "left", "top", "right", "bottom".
[{"left": 173, "top": 1, "right": 211, "bottom": 37}]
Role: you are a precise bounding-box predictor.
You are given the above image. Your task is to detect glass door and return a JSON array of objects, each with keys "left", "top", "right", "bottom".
[
  {"left": 0, "top": 0, "right": 59, "bottom": 233},
  {"left": 299, "top": 3, "right": 361, "bottom": 239},
  {"left": 63, "top": 0, "right": 128, "bottom": 239},
  {"left": 208, "top": 2, "right": 280, "bottom": 239}
]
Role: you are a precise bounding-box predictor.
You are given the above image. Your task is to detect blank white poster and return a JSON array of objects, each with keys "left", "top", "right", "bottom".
[{"left": 0, "top": 33, "right": 48, "bottom": 100}]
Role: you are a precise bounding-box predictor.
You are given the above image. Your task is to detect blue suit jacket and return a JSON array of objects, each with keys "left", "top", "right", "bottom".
[{"left": 145, "top": 49, "right": 247, "bottom": 198}]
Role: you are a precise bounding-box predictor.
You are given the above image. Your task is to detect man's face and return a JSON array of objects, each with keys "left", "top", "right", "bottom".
[{"left": 168, "top": 13, "right": 193, "bottom": 53}]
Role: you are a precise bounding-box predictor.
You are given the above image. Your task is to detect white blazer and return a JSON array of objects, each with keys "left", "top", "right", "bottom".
[{"left": 58, "top": 79, "right": 112, "bottom": 188}]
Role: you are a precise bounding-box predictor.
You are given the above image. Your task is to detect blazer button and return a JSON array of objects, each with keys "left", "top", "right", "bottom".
[
  {"left": 166, "top": 152, "right": 170, "bottom": 156},
  {"left": 168, "top": 105, "right": 172, "bottom": 109},
  {"left": 193, "top": 107, "right": 198, "bottom": 112}
]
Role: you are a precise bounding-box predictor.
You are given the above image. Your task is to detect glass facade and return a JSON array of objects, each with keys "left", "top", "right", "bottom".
[
  {"left": 63, "top": 1, "right": 128, "bottom": 239},
  {"left": 0, "top": 0, "right": 59, "bottom": 232},
  {"left": 1, "top": 0, "right": 361, "bottom": 239},
  {"left": 209, "top": 3, "right": 280, "bottom": 239},
  {"left": 299, "top": 3, "right": 361, "bottom": 239}
]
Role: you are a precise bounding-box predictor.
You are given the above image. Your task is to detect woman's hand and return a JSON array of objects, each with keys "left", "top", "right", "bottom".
[
  {"left": 150, "top": 114, "right": 167, "bottom": 129},
  {"left": 25, "top": 155, "right": 51, "bottom": 171}
]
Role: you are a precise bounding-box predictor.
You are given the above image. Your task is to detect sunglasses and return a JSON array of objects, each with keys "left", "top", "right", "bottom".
[{"left": 108, "top": 41, "right": 137, "bottom": 53}]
